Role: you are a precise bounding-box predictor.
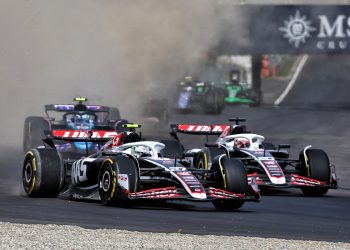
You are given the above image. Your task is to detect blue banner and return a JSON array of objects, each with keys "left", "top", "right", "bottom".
[{"left": 217, "top": 5, "right": 350, "bottom": 54}]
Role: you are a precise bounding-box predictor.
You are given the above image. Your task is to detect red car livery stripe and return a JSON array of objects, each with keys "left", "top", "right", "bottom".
[
  {"left": 177, "top": 124, "right": 229, "bottom": 133},
  {"left": 290, "top": 174, "right": 326, "bottom": 186},
  {"left": 208, "top": 187, "right": 244, "bottom": 199},
  {"left": 129, "top": 187, "right": 180, "bottom": 199},
  {"left": 52, "top": 130, "right": 117, "bottom": 138}
]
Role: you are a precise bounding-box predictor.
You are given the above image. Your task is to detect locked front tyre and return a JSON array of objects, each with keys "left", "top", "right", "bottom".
[
  {"left": 23, "top": 148, "right": 64, "bottom": 197},
  {"left": 212, "top": 157, "right": 248, "bottom": 210}
]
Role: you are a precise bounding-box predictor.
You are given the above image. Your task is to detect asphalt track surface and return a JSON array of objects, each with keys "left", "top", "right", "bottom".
[{"left": 1, "top": 56, "right": 350, "bottom": 243}]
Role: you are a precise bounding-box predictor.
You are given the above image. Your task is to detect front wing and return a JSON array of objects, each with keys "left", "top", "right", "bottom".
[
  {"left": 248, "top": 169, "right": 338, "bottom": 189},
  {"left": 127, "top": 186, "right": 260, "bottom": 202}
]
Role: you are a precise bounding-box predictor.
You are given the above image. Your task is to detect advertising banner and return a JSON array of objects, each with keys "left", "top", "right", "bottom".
[{"left": 217, "top": 5, "right": 350, "bottom": 54}]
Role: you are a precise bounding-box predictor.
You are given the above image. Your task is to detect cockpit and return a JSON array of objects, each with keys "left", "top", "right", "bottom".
[
  {"left": 65, "top": 113, "right": 96, "bottom": 130},
  {"left": 218, "top": 134, "right": 265, "bottom": 150},
  {"left": 117, "top": 141, "right": 166, "bottom": 159}
]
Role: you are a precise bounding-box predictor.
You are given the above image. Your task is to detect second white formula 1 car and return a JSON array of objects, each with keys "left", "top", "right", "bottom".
[{"left": 170, "top": 118, "right": 338, "bottom": 196}]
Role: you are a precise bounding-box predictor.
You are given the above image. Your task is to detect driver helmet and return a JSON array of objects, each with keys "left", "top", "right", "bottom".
[
  {"left": 67, "top": 114, "right": 93, "bottom": 130},
  {"left": 234, "top": 138, "right": 250, "bottom": 149}
]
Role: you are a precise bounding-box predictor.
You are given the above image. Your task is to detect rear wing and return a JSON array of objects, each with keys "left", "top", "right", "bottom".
[
  {"left": 43, "top": 130, "right": 117, "bottom": 156},
  {"left": 47, "top": 123, "right": 140, "bottom": 142},
  {"left": 44, "top": 104, "right": 110, "bottom": 113},
  {"left": 170, "top": 124, "right": 230, "bottom": 135},
  {"left": 50, "top": 130, "right": 117, "bottom": 141}
]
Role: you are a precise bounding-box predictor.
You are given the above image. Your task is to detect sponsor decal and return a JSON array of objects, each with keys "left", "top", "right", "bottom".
[
  {"left": 181, "top": 176, "right": 196, "bottom": 180},
  {"left": 278, "top": 8, "right": 350, "bottom": 51},
  {"left": 291, "top": 174, "right": 325, "bottom": 186},
  {"left": 208, "top": 187, "right": 244, "bottom": 199},
  {"left": 112, "top": 133, "right": 123, "bottom": 147},
  {"left": 176, "top": 171, "right": 191, "bottom": 176},
  {"left": 169, "top": 166, "right": 187, "bottom": 172},
  {"left": 130, "top": 187, "right": 179, "bottom": 199},
  {"left": 263, "top": 160, "right": 277, "bottom": 165},
  {"left": 54, "top": 104, "right": 74, "bottom": 110},
  {"left": 71, "top": 159, "right": 88, "bottom": 184},
  {"left": 86, "top": 105, "right": 102, "bottom": 111},
  {"left": 173, "top": 171, "right": 206, "bottom": 198},
  {"left": 53, "top": 130, "right": 117, "bottom": 139},
  {"left": 279, "top": 10, "right": 316, "bottom": 48},
  {"left": 220, "top": 126, "right": 231, "bottom": 138},
  {"left": 118, "top": 174, "right": 129, "bottom": 191},
  {"left": 177, "top": 124, "right": 229, "bottom": 133}
]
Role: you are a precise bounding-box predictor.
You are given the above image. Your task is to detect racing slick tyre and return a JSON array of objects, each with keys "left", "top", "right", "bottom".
[
  {"left": 23, "top": 116, "right": 50, "bottom": 152},
  {"left": 99, "top": 155, "right": 139, "bottom": 206},
  {"left": 204, "top": 90, "right": 222, "bottom": 115},
  {"left": 23, "top": 148, "right": 64, "bottom": 197},
  {"left": 300, "top": 149, "right": 330, "bottom": 196},
  {"left": 160, "top": 140, "right": 184, "bottom": 158},
  {"left": 212, "top": 157, "right": 247, "bottom": 210},
  {"left": 196, "top": 147, "right": 227, "bottom": 170}
]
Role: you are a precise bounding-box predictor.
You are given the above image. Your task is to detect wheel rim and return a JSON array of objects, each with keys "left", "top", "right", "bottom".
[
  {"left": 198, "top": 159, "right": 204, "bottom": 169},
  {"left": 101, "top": 171, "right": 111, "bottom": 192},
  {"left": 23, "top": 161, "right": 34, "bottom": 187}
]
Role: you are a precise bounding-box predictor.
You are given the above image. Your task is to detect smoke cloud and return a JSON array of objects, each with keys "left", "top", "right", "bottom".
[{"left": 0, "top": 0, "right": 246, "bottom": 147}]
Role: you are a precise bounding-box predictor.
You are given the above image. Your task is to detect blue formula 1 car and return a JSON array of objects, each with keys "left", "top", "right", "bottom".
[{"left": 23, "top": 98, "right": 124, "bottom": 158}]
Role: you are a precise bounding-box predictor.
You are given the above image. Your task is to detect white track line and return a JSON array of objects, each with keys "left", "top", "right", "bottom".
[{"left": 274, "top": 55, "right": 309, "bottom": 106}]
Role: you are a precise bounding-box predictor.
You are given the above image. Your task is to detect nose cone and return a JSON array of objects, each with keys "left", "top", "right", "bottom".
[
  {"left": 270, "top": 176, "right": 286, "bottom": 185},
  {"left": 191, "top": 192, "right": 207, "bottom": 199}
]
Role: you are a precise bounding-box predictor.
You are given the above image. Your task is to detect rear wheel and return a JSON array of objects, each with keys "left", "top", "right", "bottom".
[
  {"left": 22, "top": 148, "right": 64, "bottom": 197},
  {"left": 300, "top": 149, "right": 330, "bottom": 196},
  {"left": 99, "top": 155, "right": 139, "bottom": 205},
  {"left": 196, "top": 147, "right": 227, "bottom": 170},
  {"left": 212, "top": 157, "right": 247, "bottom": 210},
  {"left": 23, "top": 116, "right": 49, "bottom": 152}
]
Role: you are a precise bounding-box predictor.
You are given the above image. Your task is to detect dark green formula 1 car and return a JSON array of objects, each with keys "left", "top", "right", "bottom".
[
  {"left": 223, "top": 83, "right": 261, "bottom": 106},
  {"left": 223, "top": 69, "right": 261, "bottom": 106}
]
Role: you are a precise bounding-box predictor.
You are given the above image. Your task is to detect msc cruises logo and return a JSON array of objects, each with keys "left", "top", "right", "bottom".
[{"left": 279, "top": 10, "right": 316, "bottom": 48}]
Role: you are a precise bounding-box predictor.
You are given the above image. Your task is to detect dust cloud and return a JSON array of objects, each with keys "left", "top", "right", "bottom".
[{"left": 0, "top": 0, "right": 246, "bottom": 147}]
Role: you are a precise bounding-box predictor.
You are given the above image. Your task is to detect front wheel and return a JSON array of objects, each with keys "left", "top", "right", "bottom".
[
  {"left": 23, "top": 148, "right": 64, "bottom": 197},
  {"left": 300, "top": 149, "right": 330, "bottom": 196},
  {"left": 99, "top": 155, "right": 139, "bottom": 205},
  {"left": 212, "top": 157, "right": 247, "bottom": 210}
]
